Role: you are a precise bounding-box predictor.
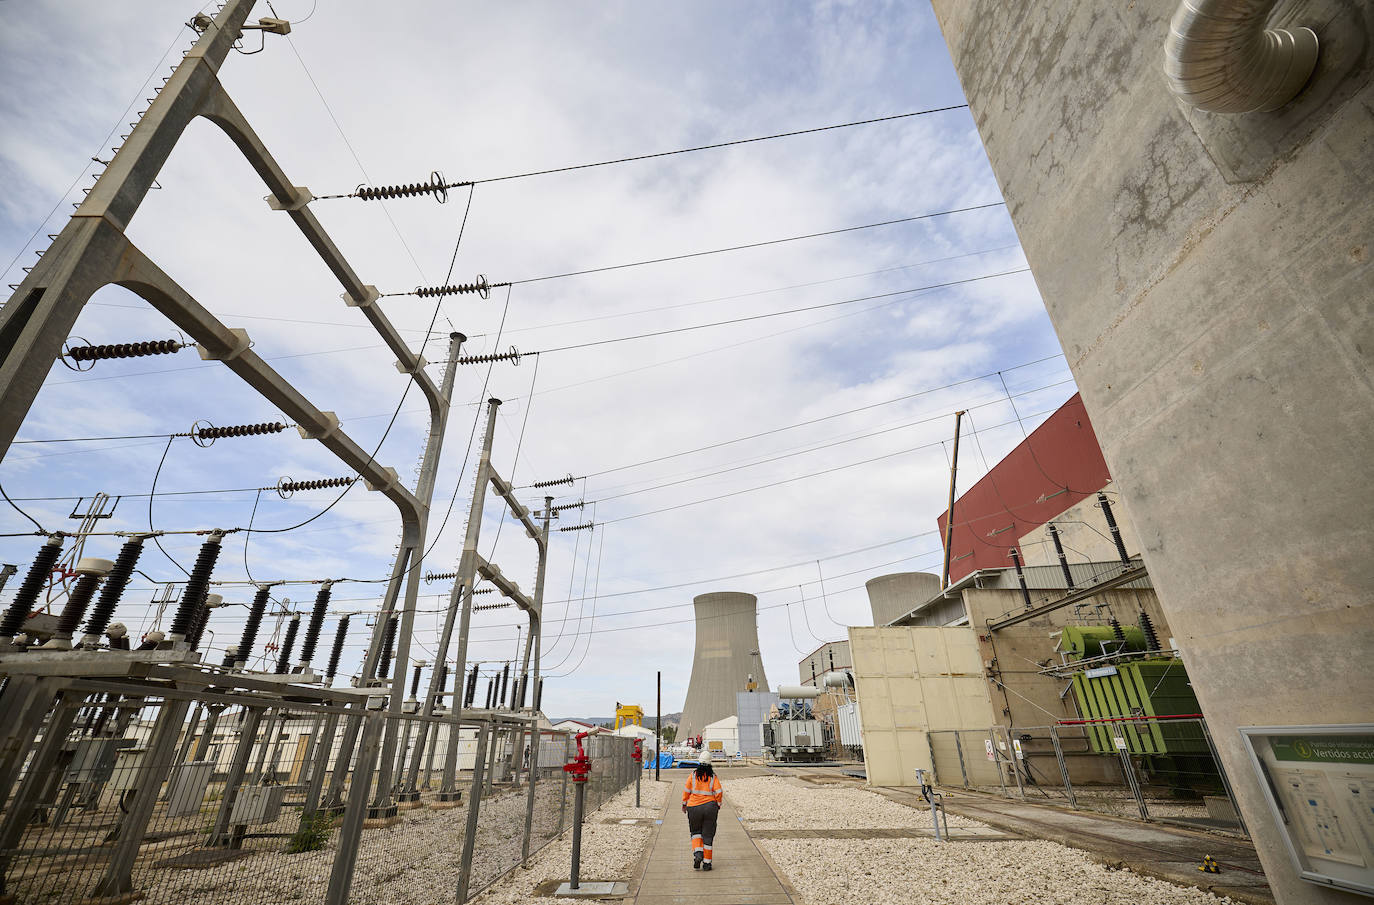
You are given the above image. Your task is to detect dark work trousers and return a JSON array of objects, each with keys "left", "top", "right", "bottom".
[{"left": 686, "top": 801, "right": 720, "bottom": 861}]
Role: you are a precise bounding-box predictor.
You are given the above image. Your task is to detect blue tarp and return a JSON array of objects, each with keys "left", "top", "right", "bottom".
[{"left": 644, "top": 752, "right": 674, "bottom": 769}]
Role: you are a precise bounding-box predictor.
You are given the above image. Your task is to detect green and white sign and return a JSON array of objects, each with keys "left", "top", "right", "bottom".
[{"left": 1270, "top": 735, "right": 1374, "bottom": 765}]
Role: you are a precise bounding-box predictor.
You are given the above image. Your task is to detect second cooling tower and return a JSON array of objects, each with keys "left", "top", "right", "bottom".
[{"left": 678, "top": 592, "right": 768, "bottom": 738}]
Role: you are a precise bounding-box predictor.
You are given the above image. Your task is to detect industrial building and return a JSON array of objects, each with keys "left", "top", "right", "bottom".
[
  {"left": 928, "top": 2, "right": 1372, "bottom": 901},
  {"left": 852, "top": 395, "right": 1190, "bottom": 791},
  {"left": 677, "top": 592, "right": 768, "bottom": 739}
]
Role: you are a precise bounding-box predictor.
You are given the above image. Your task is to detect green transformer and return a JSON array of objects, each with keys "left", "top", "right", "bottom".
[{"left": 1071, "top": 660, "right": 1207, "bottom": 757}]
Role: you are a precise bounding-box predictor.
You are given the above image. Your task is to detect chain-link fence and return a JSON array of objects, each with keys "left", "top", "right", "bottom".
[
  {"left": 927, "top": 717, "right": 1247, "bottom": 837},
  {"left": 0, "top": 675, "right": 638, "bottom": 905}
]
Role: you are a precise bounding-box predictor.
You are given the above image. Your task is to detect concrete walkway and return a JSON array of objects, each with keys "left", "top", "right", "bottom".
[{"left": 632, "top": 796, "right": 793, "bottom": 905}]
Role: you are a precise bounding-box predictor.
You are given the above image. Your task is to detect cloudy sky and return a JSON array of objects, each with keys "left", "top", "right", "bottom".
[{"left": 0, "top": 1, "right": 1073, "bottom": 719}]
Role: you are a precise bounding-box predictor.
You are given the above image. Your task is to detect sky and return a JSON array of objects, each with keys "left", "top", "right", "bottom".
[{"left": 0, "top": 0, "right": 1074, "bottom": 720}]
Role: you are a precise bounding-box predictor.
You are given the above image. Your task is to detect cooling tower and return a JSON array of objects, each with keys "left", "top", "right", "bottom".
[
  {"left": 678, "top": 592, "right": 768, "bottom": 738},
  {"left": 865, "top": 572, "right": 941, "bottom": 626}
]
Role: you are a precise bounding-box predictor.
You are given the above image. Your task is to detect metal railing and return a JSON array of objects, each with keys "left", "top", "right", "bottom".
[
  {"left": 926, "top": 716, "right": 1248, "bottom": 837},
  {"left": 0, "top": 678, "right": 638, "bottom": 905}
]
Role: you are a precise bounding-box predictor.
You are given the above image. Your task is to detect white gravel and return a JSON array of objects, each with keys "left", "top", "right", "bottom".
[
  {"left": 726, "top": 777, "right": 1239, "bottom": 905},
  {"left": 726, "top": 776, "right": 984, "bottom": 829},
  {"left": 472, "top": 778, "right": 671, "bottom": 905}
]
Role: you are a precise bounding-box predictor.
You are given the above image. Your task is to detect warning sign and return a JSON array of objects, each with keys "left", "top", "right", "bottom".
[{"left": 984, "top": 739, "right": 995, "bottom": 761}]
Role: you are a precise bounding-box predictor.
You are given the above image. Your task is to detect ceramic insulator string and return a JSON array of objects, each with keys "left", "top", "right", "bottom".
[
  {"left": 456, "top": 347, "right": 520, "bottom": 366},
  {"left": 194, "top": 421, "right": 286, "bottom": 443},
  {"left": 63, "top": 338, "right": 183, "bottom": 369},
  {"left": 277, "top": 475, "right": 353, "bottom": 497},
  {"left": 376, "top": 615, "right": 398, "bottom": 679},
  {"left": 530, "top": 474, "right": 575, "bottom": 489},
  {"left": 299, "top": 583, "right": 331, "bottom": 665},
  {"left": 412, "top": 275, "right": 491, "bottom": 299},
  {"left": 353, "top": 171, "right": 464, "bottom": 202}
]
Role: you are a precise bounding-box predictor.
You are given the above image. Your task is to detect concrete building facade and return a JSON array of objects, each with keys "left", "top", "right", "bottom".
[
  {"left": 929, "top": 3, "right": 1373, "bottom": 901},
  {"left": 678, "top": 592, "right": 768, "bottom": 738}
]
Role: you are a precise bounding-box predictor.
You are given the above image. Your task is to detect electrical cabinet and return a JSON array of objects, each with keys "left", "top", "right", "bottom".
[{"left": 229, "top": 783, "right": 286, "bottom": 825}]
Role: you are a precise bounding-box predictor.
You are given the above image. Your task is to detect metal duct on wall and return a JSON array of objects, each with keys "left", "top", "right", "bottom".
[{"left": 1164, "top": 0, "right": 1319, "bottom": 113}]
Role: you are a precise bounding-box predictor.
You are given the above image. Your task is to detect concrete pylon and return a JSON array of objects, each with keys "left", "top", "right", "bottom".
[
  {"left": 865, "top": 572, "right": 941, "bottom": 626},
  {"left": 678, "top": 592, "right": 767, "bottom": 739}
]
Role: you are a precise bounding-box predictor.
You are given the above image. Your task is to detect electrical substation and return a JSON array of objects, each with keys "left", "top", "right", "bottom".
[{"left": 1, "top": 2, "right": 1370, "bottom": 905}]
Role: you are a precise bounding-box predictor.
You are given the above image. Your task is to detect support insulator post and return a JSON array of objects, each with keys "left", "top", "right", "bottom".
[
  {"left": 83, "top": 537, "right": 144, "bottom": 646},
  {"left": 237, "top": 585, "right": 271, "bottom": 668},
  {"left": 299, "top": 581, "right": 332, "bottom": 666},
  {"left": 1048, "top": 524, "right": 1075, "bottom": 591},
  {"left": 325, "top": 615, "right": 350, "bottom": 682},
  {"left": 276, "top": 615, "right": 301, "bottom": 674},
  {"left": 499, "top": 662, "right": 510, "bottom": 710},
  {"left": 1097, "top": 493, "right": 1132, "bottom": 567},
  {"left": 1110, "top": 618, "right": 1126, "bottom": 641},
  {"left": 409, "top": 663, "right": 424, "bottom": 698},
  {"left": 46, "top": 557, "right": 112, "bottom": 648},
  {"left": 1008, "top": 547, "right": 1034, "bottom": 611},
  {"left": 465, "top": 665, "right": 479, "bottom": 707},
  {"left": 485, "top": 677, "right": 494, "bottom": 710},
  {"left": 376, "top": 615, "right": 398, "bottom": 679},
  {"left": 167, "top": 532, "right": 224, "bottom": 642},
  {"left": 0, "top": 535, "right": 64, "bottom": 644},
  {"left": 534, "top": 678, "right": 544, "bottom": 713}
]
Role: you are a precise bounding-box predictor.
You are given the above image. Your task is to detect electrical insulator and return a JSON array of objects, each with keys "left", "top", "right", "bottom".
[
  {"left": 192, "top": 421, "right": 286, "bottom": 447},
  {"left": 424, "top": 570, "right": 459, "bottom": 583},
  {"left": 237, "top": 584, "right": 272, "bottom": 668},
  {"left": 299, "top": 582, "right": 332, "bottom": 666},
  {"left": 533, "top": 677, "right": 544, "bottom": 712},
  {"left": 531, "top": 474, "right": 575, "bottom": 490},
  {"left": 498, "top": 663, "right": 510, "bottom": 709},
  {"left": 0, "top": 535, "right": 64, "bottom": 644},
  {"left": 376, "top": 615, "right": 399, "bottom": 679},
  {"left": 559, "top": 522, "right": 594, "bottom": 533},
  {"left": 61, "top": 338, "right": 183, "bottom": 371},
  {"left": 46, "top": 557, "right": 113, "bottom": 649},
  {"left": 1138, "top": 612, "right": 1161, "bottom": 652},
  {"left": 276, "top": 475, "right": 353, "bottom": 498},
  {"left": 413, "top": 274, "right": 491, "bottom": 299},
  {"left": 474, "top": 601, "right": 511, "bottom": 611},
  {"left": 168, "top": 532, "right": 223, "bottom": 643},
  {"left": 82, "top": 536, "right": 145, "bottom": 647},
  {"left": 457, "top": 346, "right": 520, "bottom": 366},
  {"left": 275, "top": 615, "right": 301, "bottom": 674},
  {"left": 354, "top": 170, "right": 464, "bottom": 203},
  {"left": 551, "top": 500, "right": 586, "bottom": 514},
  {"left": 325, "top": 615, "right": 350, "bottom": 682},
  {"left": 410, "top": 663, "right": 424, "bottom": 698}
]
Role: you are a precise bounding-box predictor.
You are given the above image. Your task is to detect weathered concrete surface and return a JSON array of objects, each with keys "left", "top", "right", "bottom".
[
  {"left": 927, "top": 1, "right": 1372, "bottom": 903},
  {"left": 876, "top": 785, "right": 1275, "bottom": 904}
]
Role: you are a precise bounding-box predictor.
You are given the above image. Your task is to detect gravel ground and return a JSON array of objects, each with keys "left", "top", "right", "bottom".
[
  {"left": 472, "top": 777, "right": 670, "bottom": 905},
  {"left": 726, "top": 776, "right": 985, "bottom": 829},
  {"left": 726, "top": 777, "right": 1239, "bottom": 905}
]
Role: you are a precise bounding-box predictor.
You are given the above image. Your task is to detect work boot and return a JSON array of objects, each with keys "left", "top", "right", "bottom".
[
  {"left": 702, "top": 862, "right": 713, "bottom": 871},
  {"left": 693, "top": 852, "right": 702, "bottom": 869}
]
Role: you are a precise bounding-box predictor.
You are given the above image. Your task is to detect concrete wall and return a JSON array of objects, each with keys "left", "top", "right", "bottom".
[
  {"left": 865, "top": 572, "right": 942, "bottom": 626},
  {"left": 929, "top": 2, "right": 1373, "bottom": 900},
  {"left": 679, "top": 592, "right": 768, "bottom": 737},
  {"left": 849, "top": 626, "right": 997, "bottom": 786}
]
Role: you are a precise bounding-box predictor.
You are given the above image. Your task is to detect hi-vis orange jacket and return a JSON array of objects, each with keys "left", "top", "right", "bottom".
[{"left": 682, "top": 773, "right": 723, "bottom": 807}]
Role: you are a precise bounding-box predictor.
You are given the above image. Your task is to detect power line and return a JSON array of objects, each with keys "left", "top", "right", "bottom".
[
  {"left": 318, "top": 105, "right": 969, "bottom": 200},
  {"left": 433, "top": 203, "right": 1006, "bottom": 290}
]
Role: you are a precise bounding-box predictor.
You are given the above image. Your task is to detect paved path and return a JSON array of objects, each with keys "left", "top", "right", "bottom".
[{"left": 633, "top": 796, "right": 793, "bottom": 905}]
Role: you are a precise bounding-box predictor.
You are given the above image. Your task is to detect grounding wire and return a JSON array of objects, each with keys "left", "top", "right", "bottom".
[{"left": 0, "top": 482, "right": 48, "bottom": 533}]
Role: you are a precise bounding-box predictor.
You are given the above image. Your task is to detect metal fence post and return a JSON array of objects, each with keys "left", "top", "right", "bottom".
[
  {"left": 324, "top": 710, "right": 384, "bottom": 905},
  {"left": 1111, "top": 720, "right": 1149, "bottom": 820},
  {"left": 521, "top": 727, "right": 541, "bottom": 861},
  {"left": 556, "top": 735, "right": 570, "bottom": 834},
  {"left": 0, "top": 697, "right": 78, "bottom": 895},
  {"left": 1049, "top": 724, "right": 1077, "bottom": 808},
  {"left": 300, "top": 710, "right": 342, "bottom": 824},
  {"left": 988, "top": 729, "right": 1008, "bottom": 797},
  {"left": 207, "top": 707, "right": 264, "bottom": 844},
  {"left": 455, "top": 720, "right": 491, "bottom": 903}
]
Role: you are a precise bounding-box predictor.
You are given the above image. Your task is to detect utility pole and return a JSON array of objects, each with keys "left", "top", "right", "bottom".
[
  {"left": 655, "top": 671, "right": 661, "bottom": 782},
  {"left": 940, "top": 410, "right": 966, "bottom": 590}
]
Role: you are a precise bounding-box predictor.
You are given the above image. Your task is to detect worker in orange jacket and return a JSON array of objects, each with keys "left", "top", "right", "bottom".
[{"left": 681, "top": 755, "right": 723, "bottom": 870}]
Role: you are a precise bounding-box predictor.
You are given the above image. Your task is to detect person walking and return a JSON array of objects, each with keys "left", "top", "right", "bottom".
[{"left": 681, "top": 754, "right": 723, "bottom": 871}]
